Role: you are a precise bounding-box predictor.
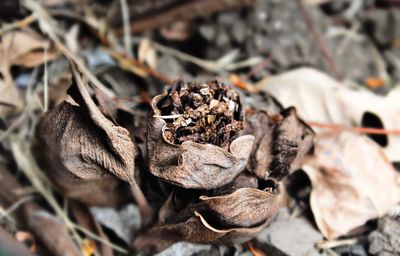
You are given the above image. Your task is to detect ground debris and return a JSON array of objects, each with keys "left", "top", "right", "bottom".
[{"left": 369, "top": 214, "right": 400, "bottom": 256}]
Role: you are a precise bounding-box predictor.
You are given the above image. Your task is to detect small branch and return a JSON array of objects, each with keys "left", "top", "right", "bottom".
[
  {"left": 0, "top": 14, "right": 37, "bottom": 35},
  {"left": 316, "top": 238, "right": 358, "bottom": 250},
  {"left": 153, "top": 42, "right": 261, "bottom": 73},
  {"left": 119, "top": 0, "right": 133, "bottom": 58},
  {"left": 106, "top": 49, "right": 173, "bottom": 84},
  {"left": 43, "top": 46, "right": 49, "bottom": 112},
  {"left": 309, "top": 121, "right": 400, "bottom": 136},
  {"left": 295, "top": 0, "right": 341, "bottom": 80},
  {"left": 153, "top": 114, "right": 182, "bottom": 119},
  {"left": 114, "top": 0, "right": 257, "bottom": 35}
]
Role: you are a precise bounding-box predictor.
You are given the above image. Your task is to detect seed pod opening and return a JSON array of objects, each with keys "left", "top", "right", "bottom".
[
  {"left": 155, "top": 80, "right": 243, "bottom": 149},
  {"left": 147, "top": 80, "right": 254, "bottom": 189}
]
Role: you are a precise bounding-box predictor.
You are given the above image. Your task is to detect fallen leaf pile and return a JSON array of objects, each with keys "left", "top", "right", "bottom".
[{"left": 35, "top": 74, "right": 315, "bottom": 254}]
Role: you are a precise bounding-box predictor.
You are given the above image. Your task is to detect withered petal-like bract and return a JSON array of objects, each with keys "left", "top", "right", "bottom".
[
  {"left": 243, "top": 107, "right": 315, "bottom": 180},
  {"left": 147, "top": 94, "right": 254, "bottom": 189},
  {"left": 35, "top": 66, "right": 137, "bottom": 206},
  {"left": 135, "top": 186, "right": 281, "bottom": 254}
]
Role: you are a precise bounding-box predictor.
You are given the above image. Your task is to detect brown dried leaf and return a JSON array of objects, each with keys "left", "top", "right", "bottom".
[
  {"left": 135, "top": 186, "right": 281, "bottom": 254},
  {"left": 243, "top": 107, "right": 315, "bottom": 180},
  {"left": 35, "top": 64, "right": 141, "bottom": 206},
  {"left": 199, "top": 187, "right": 280, "bottom": 228},
  {"left": 0, "top": 29, "right": 58, "bottom": 69},
  {"left": 0, "top": 30, "right": 58, "bottom": 116},
  {"left": 35, "top": 98, "right": 130, "bottom": 206},
  {"left": 303, "top": 132, "right": 400, "bottom": 240}
]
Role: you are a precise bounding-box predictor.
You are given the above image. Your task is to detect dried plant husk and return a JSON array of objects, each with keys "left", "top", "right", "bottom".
[
  {"left": 147, "top": 82, "right": 254, "bottom": 189},
  {"left": 35, "top": 101, "right": 130, "bottom": 206},
  {"left": 34, "top": 65, "right": 148, "bottom": 211},
  {"left": 134, "top": 177, "right": 281, "bottom": 254},
  {"left": 242, "top": 107, "right": 315, "bottom": 181}
]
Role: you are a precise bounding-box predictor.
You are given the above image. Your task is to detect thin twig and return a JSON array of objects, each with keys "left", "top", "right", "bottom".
[
  {"left": 153, "top": 42, "right": 261, "bottom": 73},
  {"left": 114, "top": 0, "right": 257, "bottom": 35},
  {"left": 22, "top": 0, "right": 115, "bottom": 98},
  {"left": 72, "top": 224, "right": 128, "bottom": 254},
  {"left": 308, "top": 121, "right": 400, "bottom": 136},
  {"left": 119, "top": 0, "right": 133, "bottom": 58},
  {"left": 244, "top": 55, "right": 271, "bottom": 79},
  {"left": 0, "top": 196, "right": 35, "bottom": 218},
  {"left": 106, "top": 49, "right": 172, "bottom": 83},
  {"left": 153, "top": 114, "right": 182, "bottom": 119},
  {"left": 0, "top": 14, "right": 37, "bottom": 35},
  {"left": 316, "top": 238, "right": 358, "bottom": 250},
  {"left": 43, "top": 46, "right": 49, "bottom": 112},
  {"left": 295, "top": 0, "right": 341, "bottom": 80}
]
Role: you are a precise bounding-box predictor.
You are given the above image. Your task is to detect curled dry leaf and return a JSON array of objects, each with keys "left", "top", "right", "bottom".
[
  {"left": 242, "top": 107, "right": 315, "bottom": 180},
  {"left": 0, "top": 29, "right": 58, "bottom": 116},
  {"left": 34, "top": 64, "right": 147, "bottom": 211},
  {"left": 147, "top": 80, "right": 254, "bottom": 189},
  {"left": 134, "top": 173, "right": 281, "bottom": 254},
  {"left": 303, "top": 131, "right": 400, "bottom": 240},
  {"left": 0, "top": 29, "right": 58, "bottom": 69}
]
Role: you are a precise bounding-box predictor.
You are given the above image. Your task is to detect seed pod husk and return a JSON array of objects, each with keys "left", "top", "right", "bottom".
[{"left": 147, "top": 80, "right": 254, "bottom": 189}]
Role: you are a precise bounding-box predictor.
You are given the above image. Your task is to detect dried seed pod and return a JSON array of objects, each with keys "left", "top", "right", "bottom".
[
  {"left": 147, "top": 80, "right": 254, "bottom": 189},
  {"left": 134, "top": 176, "right": 281, "bottom": 254},
  {"left": 243, "top": 107, "right": 315, "bottom": 180},
  {"left": 34, "top": 65, "right": 148, "bottom": 212}
]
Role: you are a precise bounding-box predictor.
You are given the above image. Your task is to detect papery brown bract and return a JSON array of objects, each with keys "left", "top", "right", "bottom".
[
  {"left": 35, "top": 102, "right": 131, "bottom": 206},
  {"left": 134, "top": 180, "right": 281, "bottom": 254},
  {"left": 35, "top": 65, "right": 145, "bottom": 207},
  {"left": 243, "top": 107, "right": 315, "bottom": 180},
  {"left": 147, "top": 115, "right": 254, "bottom": 189}
]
